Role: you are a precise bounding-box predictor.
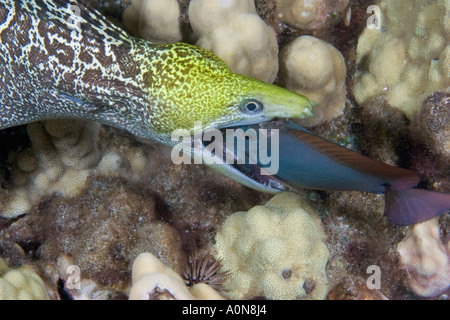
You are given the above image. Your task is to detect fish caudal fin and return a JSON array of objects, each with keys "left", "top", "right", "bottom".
[{"left": 384, "top": 187, "right": 450, "bottom": 226}]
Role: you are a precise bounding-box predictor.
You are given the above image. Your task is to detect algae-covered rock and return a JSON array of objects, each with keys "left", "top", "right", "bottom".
[{"left": 129, "top": 252, "right": 224, "bottom": 300}]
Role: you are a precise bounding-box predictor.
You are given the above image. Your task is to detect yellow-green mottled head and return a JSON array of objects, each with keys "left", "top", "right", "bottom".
[{"left": 141, "top": 42, "right": 315, "bottom": 142}]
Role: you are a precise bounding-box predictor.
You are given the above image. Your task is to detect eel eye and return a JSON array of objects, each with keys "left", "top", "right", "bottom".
[{"left": 240, "top": 100, "right": 263, "bottom": 114}]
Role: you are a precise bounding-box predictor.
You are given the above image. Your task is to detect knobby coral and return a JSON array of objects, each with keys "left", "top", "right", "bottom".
[
  {"left": 189, "top": 0, "right": 278, "bottom": 83},
  {"left": 215, "top": 192, "right": 330, "bottom": 300},
  {"left": 397, "top": 218, "right": 450, "bottom": 297},
  {"left": 0, "top": 259, "right": 49, "bottom": 300},
  {"left": 129, "top": 252, "right": 225, "bottom": 300},
  {"left": 123, "top": 0, "right": 182, "bottom": 43},
  {"left": 279, "top": 35, "right": 347, "bottom": 127},
  {"left": 353, "top": 0, "right": 450, "bottom": 119}
]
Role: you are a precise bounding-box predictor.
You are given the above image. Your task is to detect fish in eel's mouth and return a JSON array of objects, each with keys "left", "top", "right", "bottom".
[{"left": 194, "top": 121, "right": 288, "bottom": 193}]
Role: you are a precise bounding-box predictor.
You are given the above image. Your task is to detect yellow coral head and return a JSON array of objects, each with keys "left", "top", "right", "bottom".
[{"left": 140, "top": 42, "right": 315, "bottom": 141}]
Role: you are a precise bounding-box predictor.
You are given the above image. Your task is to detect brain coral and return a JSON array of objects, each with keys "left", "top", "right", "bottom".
[
  {"left": 0, "top": 259, "right": 49, "bottom": 300},
  {"left": 214, "top": 192, "right": 330, "bottom": 300},
  {"left": 353, "top": 0, "right": 450, "bottom": 119}
]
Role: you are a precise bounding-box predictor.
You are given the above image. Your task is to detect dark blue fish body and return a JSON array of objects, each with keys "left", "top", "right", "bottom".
[
  {"left": 267, "top": 123, "right": 416, "bottom": 193},
  {"left": 232, "top": 121, "right": 450, "bottom": 226}
]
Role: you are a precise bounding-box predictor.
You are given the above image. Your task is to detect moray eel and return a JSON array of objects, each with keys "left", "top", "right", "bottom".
[
  {"left": 0, "top": 0, "right": 448, "bottom": 226},
  {"left": 0, "top": 0, "right": 313, "bottom": 145}
]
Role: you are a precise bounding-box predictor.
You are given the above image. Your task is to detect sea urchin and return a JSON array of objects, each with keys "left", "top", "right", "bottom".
[{"left": 183, "top": 253, "right": 231, "bottom": 291}]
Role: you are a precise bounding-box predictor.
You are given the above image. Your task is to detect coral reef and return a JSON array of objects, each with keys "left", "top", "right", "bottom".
[
  {"left": 189, "top": 0, "right": 278, "bottom": 83},
  {"left": 397, "top": 218, "right": 450, "bottom": 298},
  {"left": 6, "top": 176, "right": 185, "bottom": 292},
  {"left": 183, "top": 253, "right": 230, "bottom": 291},
  {"left": 275, "top": 0, "right": 327, "bottom": 30},
  {"left": 353, "top": 0, "right": 450, "bottom": 119},
  {"left": 407, "top": 93, "right": 450, "bottom": 193},
  {"left": 123, "top": 0, "right": 183, "bottom": 43},
  {"left": 214, "top": 192, "right": 330, "bottom": 300},
  {"left": 0, "top": 120, "right": 100, "bottom": 218},
  {"left": 129, "top": 252, "right": 224, "bottom": 299},
  {"left": 52, "top": 255, "right": 127, "bottom": 300},
  {"left": 0, "top": 258, "right": 49, "bottom": 300},
  {"left": 322, "top": 189, "right": 406, "bottom": 300},
  {"left": 0, "top": 0, "right": 448, "bottom": 301},
  {"left": 0, "top": 120, "right": 266, "bottom": 298},
  {"left": 279, "top": 35, "right": 347, "bottom": 127},
  {"left": 274, "top": 0, "right": 349, "bottom": 31},
  {"left": 352, "top": 96, "right": 409, "bottom": 166}
]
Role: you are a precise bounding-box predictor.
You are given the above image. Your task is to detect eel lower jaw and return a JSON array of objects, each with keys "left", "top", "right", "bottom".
[
  {"left": 215, "top": 162, "right": 287, "bottom": 194},
  {"left": 193, "top": 123, "right": 287, "bottom": 194}
]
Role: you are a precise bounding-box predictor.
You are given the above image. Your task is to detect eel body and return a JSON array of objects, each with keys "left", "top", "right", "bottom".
[{"left": 0, "top": 0, "right": 314, "bottom": 144}]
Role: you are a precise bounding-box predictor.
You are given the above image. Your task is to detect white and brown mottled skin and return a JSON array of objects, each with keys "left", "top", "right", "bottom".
[
  {"left": 0, "top": 0, "right": 151, "bottom": 135},
  {"left": 0, "top": 0, "right": 314, "bottom": 145}
]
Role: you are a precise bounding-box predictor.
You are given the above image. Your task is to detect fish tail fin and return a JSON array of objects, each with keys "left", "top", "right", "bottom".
[{"left": 384, "top": 187, "right": 450, "bottom": 226}]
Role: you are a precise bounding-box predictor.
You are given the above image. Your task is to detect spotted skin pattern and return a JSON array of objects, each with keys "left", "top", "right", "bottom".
[
  {"left": 0, "top": 0, "right": 314, "bottom": 145},
  {"left": 0, "top": 0, "right": 150, "bottom": 136}
]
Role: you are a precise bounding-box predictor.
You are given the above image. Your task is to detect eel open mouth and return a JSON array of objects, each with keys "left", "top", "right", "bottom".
[{"left": 197, "top": 120, "right": 288, "bottom": 193}]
